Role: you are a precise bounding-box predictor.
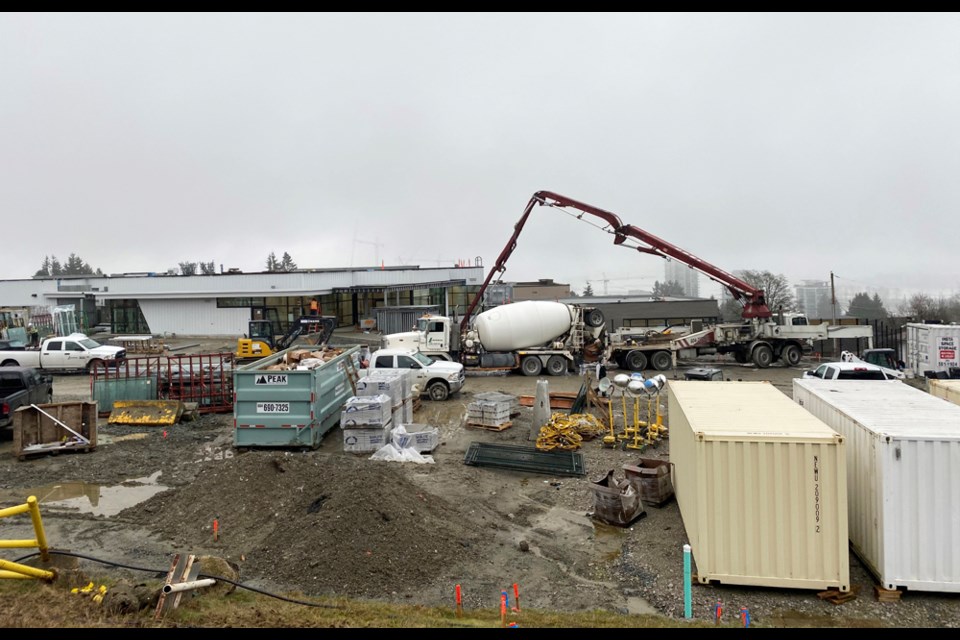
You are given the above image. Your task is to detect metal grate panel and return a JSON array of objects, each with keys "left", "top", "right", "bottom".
[{"left": 463, "top": 442, "right": 585, "bottom": 477}]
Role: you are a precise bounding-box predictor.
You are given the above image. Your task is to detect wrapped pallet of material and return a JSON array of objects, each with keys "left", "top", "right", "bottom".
[
  {"left": 392, "top": 424, "right": 439, "bottom": 453},
  {"left": 669, "top": 380, "right": 849, "bottom": 592},
  {"left": 340, "top": 394, "right": 392, "bottom": 428},
  {"left": 793, "top": 378, "right": 960, "bottom": 593},
  {"left": 343, "top": 424, "right": 392, "bottom": 454}
]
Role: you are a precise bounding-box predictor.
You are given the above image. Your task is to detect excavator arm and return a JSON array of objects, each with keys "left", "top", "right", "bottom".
[
  {"left": 462, "top": 191, "right": 770, "bottom": 333},
  {"left": 276, "top": 316, "right": 338, "bottom": 351}
]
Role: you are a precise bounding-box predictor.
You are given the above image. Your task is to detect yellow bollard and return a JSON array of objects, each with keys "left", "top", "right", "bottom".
[{"left": 0, "top": 495, "right": 55, "bottom": 581}]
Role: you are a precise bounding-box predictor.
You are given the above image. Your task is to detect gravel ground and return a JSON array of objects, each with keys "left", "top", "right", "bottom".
[{"left": 0, "top": 339, "right": 958, "bottom": 627}]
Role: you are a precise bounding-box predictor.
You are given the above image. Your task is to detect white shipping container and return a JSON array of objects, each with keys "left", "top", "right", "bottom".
[
  {"left": 905, "top": 322, "right": 960, "bottom": 376},
  {"left": 793, "top": 378, "right": 960, "bottom": 593},
  {"left": 668, "top": 381, "right": 849, "bottom": 591},
  {"left": 928, "top": 379, "right": 960, "bottom": 407}
]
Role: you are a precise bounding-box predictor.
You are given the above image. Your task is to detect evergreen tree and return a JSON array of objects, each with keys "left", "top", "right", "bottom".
[
  {"left": 265, "top": 252, "right": 280, "bottom": 272},
  {"left": 846, "top": 292, "right": 888, "bottom": 319},
  {"left": 652, "top": 280, "right": 685, "bottom": 298},
  {"left": 63, "top": 253, "right": 94, "bottom": 275},
  {"left": 279, "top": 252, "right": 297, "bottom": 272}
]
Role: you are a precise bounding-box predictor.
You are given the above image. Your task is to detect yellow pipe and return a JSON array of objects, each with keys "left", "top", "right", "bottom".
[
  {"left": 27, "top": 497, "right": 49, "bottom": 561},
  {"left": 0, "top": 558, "right": 55, "bottom": 581},
  {"left": 0, "top": 570, "right": 36, "bottom": 579},
  {"left": 0, "top": 503, "right": 31, "bottom": 519},
  {"left": 0, "top": 540, "right": 41, "bottom": 549}
]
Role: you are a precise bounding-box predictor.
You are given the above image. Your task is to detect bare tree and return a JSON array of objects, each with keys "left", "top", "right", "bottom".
[
  {"left": 735, "top": 270, "right": 796, "bottom": 313},
  {"left": 897, "top": 293, "right": 960, "bottom": 323}
]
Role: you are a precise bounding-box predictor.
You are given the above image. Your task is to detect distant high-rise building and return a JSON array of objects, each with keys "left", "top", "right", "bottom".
[
  {"left": 664, "top": 261, "right": 700, "bottom": 297},
  {"left": 795, "top": 280, "right": 832, "bottom": 318}
]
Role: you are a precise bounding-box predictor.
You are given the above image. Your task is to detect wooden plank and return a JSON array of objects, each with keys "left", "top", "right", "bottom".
[
  {"left": 155, "top": 553, "right": 184, "bottom": 620},
  {"left": 518, "top": 393, "right": 578, "bottom": 410}
]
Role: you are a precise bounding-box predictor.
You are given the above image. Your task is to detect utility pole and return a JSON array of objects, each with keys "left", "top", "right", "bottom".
[{"left": 831, "top": 271, "right": 838, "bottom": 357}]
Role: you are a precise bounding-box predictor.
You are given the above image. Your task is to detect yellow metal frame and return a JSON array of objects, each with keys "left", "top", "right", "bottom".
[{"left": 0, "top": 496, "right": 55, "bottom": 581}]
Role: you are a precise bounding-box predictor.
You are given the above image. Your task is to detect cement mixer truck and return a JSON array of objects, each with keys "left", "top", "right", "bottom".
[{"left": 381, "top": 300, "right": 606, "bottom": 376}]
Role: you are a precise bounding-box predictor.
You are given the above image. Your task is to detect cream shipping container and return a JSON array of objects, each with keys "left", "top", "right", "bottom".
[
  {"left": 668, "top": 380, "right": 849, "bottom": 591},
  {"left": 904, "top": 322, "right": 960, "bottom": 376},
  {"left": 793, "top": 378, "right": 960, "bottom": 593},
  {"left": 928, "top": 379, "right": 960, "bottom": 407}
]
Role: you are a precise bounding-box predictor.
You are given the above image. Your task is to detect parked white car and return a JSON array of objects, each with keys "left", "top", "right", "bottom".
[{"left": 802, "top": 361, "right": 901, "bottom": 381}]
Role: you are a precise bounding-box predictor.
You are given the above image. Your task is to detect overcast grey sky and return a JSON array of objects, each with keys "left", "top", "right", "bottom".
[{"left": 1, "top": 12, "right": 957, "bottom": 301}]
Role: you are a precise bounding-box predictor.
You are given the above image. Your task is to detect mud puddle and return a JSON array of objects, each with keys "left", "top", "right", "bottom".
[{"left": 0, "top": 471, "right": 168, "bottom": 517}]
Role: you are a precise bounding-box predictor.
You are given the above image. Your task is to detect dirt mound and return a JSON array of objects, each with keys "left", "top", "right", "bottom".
[{"left": 122, "top": 450, "right": 487, "bottom": 599}]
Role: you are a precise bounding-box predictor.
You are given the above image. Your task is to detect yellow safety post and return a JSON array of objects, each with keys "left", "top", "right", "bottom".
[
  {"left": 623, "top": 379, "right": 647, "bottom": 450},
  {"left": 0, "top": 496, "right": 55, "bottom": 581}
]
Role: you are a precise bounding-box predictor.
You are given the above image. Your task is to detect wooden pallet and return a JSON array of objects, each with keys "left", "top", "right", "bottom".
[
  {"left": 466, "top": 420, "right": 513, "bottom": 432},
  {"left": 874, "top": 586, "right": 902, "bottom": 602},
  {"left": 817, "top": 585, "right": 859, "bottom": 605}
]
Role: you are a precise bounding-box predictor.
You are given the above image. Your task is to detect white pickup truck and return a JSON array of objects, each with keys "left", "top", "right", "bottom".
[
  {"left": 365, "top": 347, "right": 465, "bottom": 401},
  {"left": 0, "top": 333, "right": 126, "bottom": 373}
]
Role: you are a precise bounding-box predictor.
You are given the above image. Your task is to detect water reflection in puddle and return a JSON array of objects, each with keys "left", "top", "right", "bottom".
[{"left": 4, "top": 471, "right": 168, "bottom": 517}]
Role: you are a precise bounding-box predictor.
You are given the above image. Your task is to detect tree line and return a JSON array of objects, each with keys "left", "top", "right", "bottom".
[
  {"left": 582, "top": 268, "right": 960, "bottom": 324},
  {"left": 35, "top": 252, "right": 301, "bottom": 277}
]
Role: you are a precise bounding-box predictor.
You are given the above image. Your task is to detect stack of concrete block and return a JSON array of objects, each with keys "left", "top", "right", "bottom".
[
  {"left": 467, "top": 398, "right": 513, "bottom": 428},
  {"left": 473, "top": 391, "right": 519, "bottom": 416}
]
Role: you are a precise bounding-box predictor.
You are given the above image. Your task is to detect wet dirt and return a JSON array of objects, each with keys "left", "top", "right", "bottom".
[{"left": 0, "top": 345, "right": 958, "bottom": 627}]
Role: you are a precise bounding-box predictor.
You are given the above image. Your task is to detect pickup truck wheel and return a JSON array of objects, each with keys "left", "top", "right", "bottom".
[
  {"left": 650, "top": 350, "right": 672, "bottom": 371},
  {"left": 546, "top": 355, "right": 567, "bottom": 376},
  {"left": 87, "top": 359, "right": 104, "bottom": 374},
  {"left": 781, "top": 344, "right": 802, "bottom": 367},
  {"left": 427, "top": 381, "right": 449, "bottom": 401},
  {"left": 520, "top": 356, "right": 542, "bottom": 377},
  {"left": 0, "top": 359, "right": 19, "bottom": 367},
  {"left": 624, "top": 350, "right": 647, "bottom": 372},
  {"left": 752, "top": 344, "right": 774, "bottom": 368}
]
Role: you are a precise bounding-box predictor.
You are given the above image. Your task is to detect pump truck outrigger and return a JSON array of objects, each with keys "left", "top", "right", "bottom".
[{"left": 452, "top": 191, "right": 873, "bottom": 370}]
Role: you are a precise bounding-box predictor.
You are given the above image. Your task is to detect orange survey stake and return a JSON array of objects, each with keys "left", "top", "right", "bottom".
[{"left": 213, "top": 518, "right": 219, "bottom": 542}]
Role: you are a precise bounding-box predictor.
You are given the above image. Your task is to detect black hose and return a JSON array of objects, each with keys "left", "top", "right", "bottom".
[{"left": 11, "top": 549, "right": 343, "bottom": 609}]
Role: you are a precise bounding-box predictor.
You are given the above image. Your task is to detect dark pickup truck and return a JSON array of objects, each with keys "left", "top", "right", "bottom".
[{"left": 0, "top": 367, "right": 53, "bottom": 428}]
